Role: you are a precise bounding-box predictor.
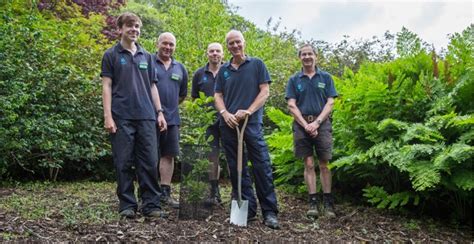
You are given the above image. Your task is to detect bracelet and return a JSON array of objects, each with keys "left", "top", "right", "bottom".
[
  {"left": 219, "top": 109, "right": 227, "bottom": 114},
  {"left": 157, "top": 108, "right": 164, "bottom": 113}
]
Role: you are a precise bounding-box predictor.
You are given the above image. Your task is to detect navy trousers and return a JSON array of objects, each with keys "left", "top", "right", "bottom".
[
  {"left": 110, "top": 119, "right": 161, "bottom": 214},
  {"left": 220, "top": 123, "right": 278, "bottom": 217}
]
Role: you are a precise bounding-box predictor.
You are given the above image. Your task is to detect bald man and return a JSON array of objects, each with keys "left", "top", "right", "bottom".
[
  {"left": 191, "top": 43, "right": 225, "bottom": 205},
  {"left": 214, "top": 30, "right": 280, "bottom": 229},
  {"left": 154, "top": 32, "right": 188, "bottom": 209}
]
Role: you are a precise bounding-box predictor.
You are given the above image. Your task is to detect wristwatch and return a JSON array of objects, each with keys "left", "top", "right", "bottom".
[
  {"left": 157, "top": 108, "right": 164, "bottom": 113},
  {"left": 316, "top": 118, "right": 322, "bottom": 125}
]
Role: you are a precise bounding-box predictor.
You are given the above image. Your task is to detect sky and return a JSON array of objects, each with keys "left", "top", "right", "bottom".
[{"left": 228, "top": 0, "right": 473, "bottom": 50}]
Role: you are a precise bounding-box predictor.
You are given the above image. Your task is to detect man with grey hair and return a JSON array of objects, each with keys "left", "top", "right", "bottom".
[
  {"left": 154, "top": 32, "right": 188, "bottom": 209},
  {"left": 191, "top": 42, "right": 225, "bottom": 205},
  {"left": 215, "top": 30, "right": 280, "bottom": 229}
]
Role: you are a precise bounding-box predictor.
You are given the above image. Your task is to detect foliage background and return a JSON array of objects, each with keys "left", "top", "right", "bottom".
[{"left": 0, "top": 0, "right": 472, "bottom": 224}]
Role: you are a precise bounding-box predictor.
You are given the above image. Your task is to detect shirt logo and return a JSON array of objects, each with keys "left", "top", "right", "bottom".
[
  {"left": 138, "top": 62, "right": 148, "bottom": 70},
  {"left": 202, "top": 76, "right": 208, "bottom": 83},
  {"left": 318, "top": 82, "right": 326, "bottom": 89},
  {"left": 120, "top": 57, "right": 127, "bottom": 65},
  {"left": 297, "top": 83, "right": 304, "bottom": 92},
  {"left": 224, "top": 71, "right": 230, "bottom": 80},
  {"left": 171, "top": 73, "right": 181, "bottom": 81}
]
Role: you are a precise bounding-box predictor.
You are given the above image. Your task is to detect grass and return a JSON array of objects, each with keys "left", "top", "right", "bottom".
[{"left": 0, "top": 181, "right": 119, "bottom": 228}]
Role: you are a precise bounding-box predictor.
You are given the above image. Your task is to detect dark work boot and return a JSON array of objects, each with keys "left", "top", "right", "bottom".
[
  {"left": 323, "top": 193, "right": 336, "bottom": 218},
  {"left": 207, "top": 180, "right": 222, "bottom": 206},
  {"left": 306, "top": 193, "right": 320, "bottom": 218},
  {"left": 119, "top": 209, "right": 136, "bottom": 219},
  {"left": 160, "top": 184, "right": 180, "bottom": 209},
  {"left": 263, "top": 211, "right": 280, "bottom": 230}
]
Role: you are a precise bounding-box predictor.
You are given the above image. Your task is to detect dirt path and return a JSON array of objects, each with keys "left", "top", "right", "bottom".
[{"left": 0, "top": 183, "right": 472, "bottom": 242}]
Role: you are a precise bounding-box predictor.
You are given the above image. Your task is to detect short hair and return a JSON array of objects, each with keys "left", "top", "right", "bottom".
[
  {"left": 157, "top": 32, "right": 176, "bottom": 44},
  {"left": 116, "top": 12, "right": 142, "bottom": 29},
  {"left": 298, "top": 44, "right": 317, "bottom": 57},
  {"left": 225, "top": 30, "right": 245, "bottom": 44},
  {"left": 207, "top": 42, "right": 223, "bottom": 51}
]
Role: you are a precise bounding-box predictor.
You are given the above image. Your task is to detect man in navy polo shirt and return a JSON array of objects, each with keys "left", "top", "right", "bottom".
[
  {"left": 215, "top": 30, "right": 279, "bottom": 229},
  {"left": 154, "top": 32, "right": 188, "bottom": 209},
  {"left": 191, "top": 42, "right": 224, "bottom": 205},
  {"left": 101, "top": 12, "right": 167, "bottom": 219},
  {"left": 286, "top": 44, "right": 338, "bottom": 219}
]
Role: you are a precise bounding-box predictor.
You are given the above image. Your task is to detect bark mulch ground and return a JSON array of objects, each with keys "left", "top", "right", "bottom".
[{"left": 0, "top": 184, "right": 472, "bottom": 242}]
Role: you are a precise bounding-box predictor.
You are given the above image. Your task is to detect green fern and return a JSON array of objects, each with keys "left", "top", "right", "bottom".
[
  {"left": 266, "top": 106, "right": 293, "bottom": 130},
  {"left": 400, "top": 143, "right": 443, "bottom": 161},
  {"left": 363, "top": 186, "right": 419, "bottom": 209},
  {"left": 458, "top": 130, "right": 474, "bottom": 144},
  {"left": 378, "top": 118, "right": 409, "bottom": 131},
  {"left": 450, "top": 169, "right": 474, "bottom": 191},
  {"left": 365, "top": 140, "right": 405, "bottom": 168},
  {"left": 330, "top": 152, "right": 364, "bottom": 169},
  {"left": 402, "top": 123, "right": 445, "bottom": 144},
  {"left": 407, "top": 160, "right": 441, "bottom": 191},
  {"left": 265, "top": 107, "right": 303, "bottom": 191},
  {"left": 433, "top": 143, "right": 474, "bottom": 171}
]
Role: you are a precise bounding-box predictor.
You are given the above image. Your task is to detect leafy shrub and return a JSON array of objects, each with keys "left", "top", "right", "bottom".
[
  {"left": 0, "top": 1, "right": 109, "bottom": 180},
  {"left": 330, "top": 27, "right": 473, "bottom": 222}
]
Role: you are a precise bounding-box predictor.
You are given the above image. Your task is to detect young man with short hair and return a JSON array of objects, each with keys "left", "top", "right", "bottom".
[{"left": 101, "top": 12, "right": 167, "bottom": 218}]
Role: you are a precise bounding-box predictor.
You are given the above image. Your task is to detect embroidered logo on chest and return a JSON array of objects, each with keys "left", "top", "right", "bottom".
[
  {"left": 224, "top": 71, "right": 230, "bottom": 80},
  {"left": 171, "top": 73, "right": 181, "bottom": 81},
  {"left": 120, "top": 57, "right": 127, "bottom": 65},
  {"left": 138, "top": 62, "right": 148, "bottom": 70}
]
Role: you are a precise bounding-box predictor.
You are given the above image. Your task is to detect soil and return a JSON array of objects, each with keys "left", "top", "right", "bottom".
[{"left": 0, "top": 184, "right": 472, "bottom": 242}]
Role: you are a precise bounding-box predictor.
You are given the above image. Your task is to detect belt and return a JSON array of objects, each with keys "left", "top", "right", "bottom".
[{"left": 302, "top": 115, "right": 317, "bottom": 123}]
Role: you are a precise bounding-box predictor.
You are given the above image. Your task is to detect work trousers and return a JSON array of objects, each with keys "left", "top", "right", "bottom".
[
  {"left": 110, "top": 119, "right": 161, "bottom": 214},
  {"left": 220, "top": 123, "right": 278, "bottom": 217}
]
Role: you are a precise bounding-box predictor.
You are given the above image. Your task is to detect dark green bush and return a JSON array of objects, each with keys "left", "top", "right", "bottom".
[{"left": 0, "top": 1, "right": 109, "bottom": 180}]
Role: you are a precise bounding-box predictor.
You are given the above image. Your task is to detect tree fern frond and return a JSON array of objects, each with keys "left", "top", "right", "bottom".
[
  {"left": 450, "top": 114, "right": 474, "bottom": 127},
  {"left": 363, "top": 186, "right": 419, "bottom": 209},
  {"left": 434, "top": 143, "right": 474, "bottom": 171},
  {"left": 428, "top": 95, "right": 455, "bottom": 116},
  {"left": 407, "top": 160, "right": 441, "bottom": 191},
  {"left": 450, "top": 169, "right": 474, "bottom": 191},
  {"left": 266, "top": 106, "right": 293, "bottom": 129},
  {"left": 426, "top": 111, "right": 457, "bottom": 129},
  {"left": 458, "top": 130, "right": 474, "bottom": 144},
  {"left": 402, "top": 123, "right": 445, "bottom": 144},
  {"left": 267, "top": 132, "right": 293, "bottom": 151},
  {"left": 378, "top": 118, "right": 409, "bottom": 131},
  {"left": 400, "top": 143, "right": 444, "bottom": 161},
  {"left": 330, "top": 152, "right": 364, "bottom": 169}
]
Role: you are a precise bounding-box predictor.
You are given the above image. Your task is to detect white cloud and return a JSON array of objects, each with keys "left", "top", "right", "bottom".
[{"left": 229, "top": 0, "right": 473, "bottom": 50}]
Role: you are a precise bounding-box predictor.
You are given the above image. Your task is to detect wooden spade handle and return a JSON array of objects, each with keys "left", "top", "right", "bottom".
[{"left": 235, "top": 115, "right": 249, "bottom": 203}]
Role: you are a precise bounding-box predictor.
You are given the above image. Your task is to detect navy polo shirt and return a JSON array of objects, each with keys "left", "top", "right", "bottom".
[
  {"left": 154, "top": 57, "right": 188, "bottom": 125},
  {"left": 285, "top": 68, "right": 338, "bottom": 115},
  {"left": 100, "top": 42, "right": 158, "bottom": 120},
  {"left": 191, "top": 63, "right": 217, "bottom": 98},
  {"left": 215, "top": 56, "right": 271, "bottom": 125}
]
